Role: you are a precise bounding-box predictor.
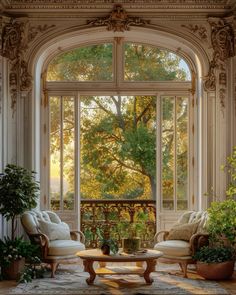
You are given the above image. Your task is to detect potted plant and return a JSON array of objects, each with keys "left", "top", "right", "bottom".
[
  {"left": 0, "top": 164, "right": 39, "bottom": 280},
  {"left": 96, "top": 228, "right": 119, "bottom": 255},
  {"left": 193, "top": 198, "right": 236, "bottom": 280},
  {"left": 193, "top": 147, "right": 236, "bottom": 280},
  {"left": 117, "top": 211, "right": 148, "bottom": 254},
  {"left": 0, "top": 237, "right": 42, "bottom": 281},
  {"left": 193, "top": 245, "right": 235, "bottom": 280}
]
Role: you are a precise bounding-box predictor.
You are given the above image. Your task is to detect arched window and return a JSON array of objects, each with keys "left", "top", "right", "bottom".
[{"left": 43, "top": 40, "right": 193, "bottom": 228}]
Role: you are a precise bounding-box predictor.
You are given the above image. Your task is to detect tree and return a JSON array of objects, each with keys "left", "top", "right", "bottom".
[
  {"left": 81, "top": 95, "right": 156, "bottom": 199},
  {"left": 47, "top": 42, "right": 189, "bottom": 201},
  {"left": 0, "top": 164, "right": 39, "bottom": 239}
]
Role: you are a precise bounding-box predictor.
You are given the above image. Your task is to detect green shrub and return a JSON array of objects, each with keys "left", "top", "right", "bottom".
[{"left": 193, "top": 246, "right": 235, "bottom": 263}]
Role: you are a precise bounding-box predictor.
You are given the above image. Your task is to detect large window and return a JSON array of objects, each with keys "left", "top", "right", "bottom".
[{"left": 45, "top": 40, "right": 192, "bottom": 213}]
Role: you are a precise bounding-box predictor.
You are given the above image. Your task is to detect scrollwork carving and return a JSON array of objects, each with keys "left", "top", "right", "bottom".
[
  {"left": 181, "top": 24, "right": 208, "bottom": 41},
  {"left": 87, "top": 4, "right": 149, "bottom": 32},
  {"left": 204, "top": 60, "right": 216, "bottom": 92},
  {"left": 1, "top": 19, "right": 25, "bottom": 61},
  {"left": 204, "top": 18, "right": 235, "bottom": 110},
  {"left": 209, "top": 18, "right": 235, "bottom": 61},
  {"left": 0, "top": 18, "right": 55, "bottom": 113},
  {"left": 20, "top": 60, "right": 32, "bottom": 91}
]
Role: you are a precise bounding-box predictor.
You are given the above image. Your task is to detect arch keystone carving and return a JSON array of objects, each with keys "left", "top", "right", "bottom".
[{"left": 87, "top": 4, "right": 149, "bottom": 32}]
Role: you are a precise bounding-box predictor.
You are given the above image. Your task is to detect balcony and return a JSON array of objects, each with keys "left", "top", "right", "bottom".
[{"left": 81, "top": 199, "right": 156, "bottom": 249}]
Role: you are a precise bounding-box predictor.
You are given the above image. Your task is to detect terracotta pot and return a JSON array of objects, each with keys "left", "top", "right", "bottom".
[
  {"left": 2, "top": 258, "right": 25, "bottom": 280},
  {"left": 122, "top": 238, "right": 140, "bottom": 254},
  {"left": 196, "top": 260, "right": 235, "bottom": 280}
]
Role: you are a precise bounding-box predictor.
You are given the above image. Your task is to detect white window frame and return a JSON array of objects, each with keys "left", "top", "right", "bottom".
[{"left": 41, "top": 39, "right": 195, "bottom": 230}]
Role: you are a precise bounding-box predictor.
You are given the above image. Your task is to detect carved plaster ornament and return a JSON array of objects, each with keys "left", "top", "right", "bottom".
[
  {"left": 210, "top": 19, "right": 235, "bottom": 61},
  {"left": 0, "top": 19, "right": 54, "bottom": 113},
  {"left": 20, "top": 60, "right": 32, "bottom": 91},
  {"left": 204, "top": 60, "right": 216, "bottom": 92},
  {"left": 87, "top": 4, "right": 149, "bottom": 32},
  {"left": 181, "top": 24, "right": 208, "bottom": 41},
  {"left": 204, "top": 18, "right": 235, "bottom": 109},
  {"left": 1, "top": 19, "right": 25, "bottom": 61}
]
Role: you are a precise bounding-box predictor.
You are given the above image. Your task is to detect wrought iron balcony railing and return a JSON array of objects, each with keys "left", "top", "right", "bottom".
[{"left": 81, "top": 199, "right": 156, "bottom": 249}]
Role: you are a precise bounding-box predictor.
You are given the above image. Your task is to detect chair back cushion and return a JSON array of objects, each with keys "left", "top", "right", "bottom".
[
  {"left": 166, "top": 221, "right": 200, "bottom": 241},
  {"left": 176, "top": 211, "right": 208, "bottom": 234},
  {"left": 21, "top": 209, "right": 71, "bottom": 240}
]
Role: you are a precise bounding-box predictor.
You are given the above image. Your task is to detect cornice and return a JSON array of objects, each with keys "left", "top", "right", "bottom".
[{"left": 1, "top": 0, "right": 233, "bottom": 11}]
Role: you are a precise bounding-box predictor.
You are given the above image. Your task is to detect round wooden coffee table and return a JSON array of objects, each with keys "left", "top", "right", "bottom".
[{"left": 77, "top": 249, "right": 163, "bottom": 285}]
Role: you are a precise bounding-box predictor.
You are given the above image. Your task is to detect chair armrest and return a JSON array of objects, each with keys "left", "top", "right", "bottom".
[
  {"left": 29, "top": 232, "right": 50, "bottom": 259},
  {"left": 70, "top": 230, "right": 85, "bottom": 244},
  {"left": 154, "top": 231, "right": 169, "bottom": 243},
  {"left": 190, "top": 233, "right": 209, "bottom": 255}
]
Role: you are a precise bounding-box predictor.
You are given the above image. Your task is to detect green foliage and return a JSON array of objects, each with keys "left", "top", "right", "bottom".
[
  {"left": 0, "top": 237, "right": 37, "bottom": 267},
  {"left": 0, "top": 237, "right": 44, "bottom": 283},
  {"left": 47, "top": 43, "right": 113, "bottom": 81},
  {"left": 0, "top": 164, "right": 39, "bottom": 220},
  {"left": 207, "top": 198, "right": 236, "bottom": 245},
  {"left": 117, "top": 211, "right": 148, "bottom": 238},
  {"left": 18, "top": 256, "right": 45, "bottom": 283},
  {"left": 124, "top": 43, "right": 189, "bottom": 81},
  {"left": 96, "top": 228, "right": 119, "bottom": 254},
  {"left": 48, "top": 44, "right": 190, "bottom": 202},
  {"left": 193, "top": 246, "right": 235, "bottom": 263},
  {"left": 121, "top": 124, "right": 156, "bottom": 178},
  {"left": 0, "top": 164, "right": 39, "bottom": 238},
  {"left": 222, "top": 146, "right": 236, "bottom": 198}
]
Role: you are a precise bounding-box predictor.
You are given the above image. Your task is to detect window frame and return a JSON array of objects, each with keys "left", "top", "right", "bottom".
[{"left": 41, "top": 39, "right": 195, "bottom": 218}]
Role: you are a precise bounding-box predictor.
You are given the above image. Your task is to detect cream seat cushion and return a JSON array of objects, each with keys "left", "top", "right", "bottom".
[
  {"left": 48, "top": 240, "right": 85, "bottom": 256},
  {"left": 154, "top": 240, "right": 191, "bottom": 257}
]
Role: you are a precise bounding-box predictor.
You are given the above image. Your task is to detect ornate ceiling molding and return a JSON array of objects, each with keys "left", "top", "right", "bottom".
[
  {"left": 0, "top": 17, "right": 55, "bottom": 113},
  {"left": 87, "top": 4, "right": 149, "bottom": 32},
  {"left": 2, "top": 0, "right": 231, "bottom": 12},
  {"left": 204, "top": 17, "right": 235, "bottom": 109}
]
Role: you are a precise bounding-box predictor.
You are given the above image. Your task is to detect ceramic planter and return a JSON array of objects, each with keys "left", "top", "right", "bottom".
[
  {"left": 122, "top": 237, "right": 140, "bottom": 254},
  {"left": 2, "top": 258, "right": 25, "bottom": 280},
  {"left": 196, "top": 260, "right": 235, "bottom": 280}
]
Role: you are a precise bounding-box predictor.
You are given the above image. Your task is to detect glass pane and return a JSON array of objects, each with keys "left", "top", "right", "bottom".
[
  {"left": 50, "top": 96, "right": 61, "bottom": 210},
  {"left": 63, "top": 96, "right": 75, "bottom": 210},
  {"left": 47, "top": 43, "right": 113, "bottom": 81},
  {"left": 124, "top": 43, "right": 191, "bottom": 81},
  {"left": 80, "top": 95, "right": 156, "bottom": 200},
  {"left": 162, "top": 97, "right": 174, "bottom": 210},
  {"left": 176, "top": 97, "right": 188, "bottom": 210}
]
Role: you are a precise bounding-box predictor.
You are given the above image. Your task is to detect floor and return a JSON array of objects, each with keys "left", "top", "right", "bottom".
[{"left": 0, "top": 263, "right": 236, "bottom": 295}]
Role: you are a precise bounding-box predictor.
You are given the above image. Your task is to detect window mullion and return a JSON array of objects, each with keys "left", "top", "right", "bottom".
[
  {"left": 115, "top": 37, "right": 123, "bottom": 88},
  {"left": 75, "top": 93, "right": 80, "bottom": 229},
  {"left": 60, "top": 96, "right": 64, "bottom": 211},
  {"left": 156, "top": 94, "right": 161, "bottom": 228},
  {"left": 174, "top": 96, "right": 177, "bottom": 212}
]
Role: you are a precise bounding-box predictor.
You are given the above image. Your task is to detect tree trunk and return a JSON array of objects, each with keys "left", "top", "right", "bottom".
[{"left": 11, "top": 215, "right": 16, "bottom": 240}]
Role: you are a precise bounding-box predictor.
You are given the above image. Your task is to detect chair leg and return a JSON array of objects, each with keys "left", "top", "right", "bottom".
[
  {"left": 51, "top": 262, "right": 59, "bottom": 278},
  {"left": 179, "top": 262, "right": 188, "bottom": 278}
]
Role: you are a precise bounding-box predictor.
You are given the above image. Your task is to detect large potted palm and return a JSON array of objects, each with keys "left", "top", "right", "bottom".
[{"left": 0, "top": 164, "right": 39, "bottom": 279}]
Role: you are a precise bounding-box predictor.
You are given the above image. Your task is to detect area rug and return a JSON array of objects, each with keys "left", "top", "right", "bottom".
[{"left": 9, "top": 263, "right": 228, "bottom": 295}]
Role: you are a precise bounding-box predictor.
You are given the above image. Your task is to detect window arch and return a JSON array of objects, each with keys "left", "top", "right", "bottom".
[
  {"left": 41, "top": 36, "right": 195, "bottom": 230},
  {"left": 46, "top": 42, "right": 191, "bottom": 83}
]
